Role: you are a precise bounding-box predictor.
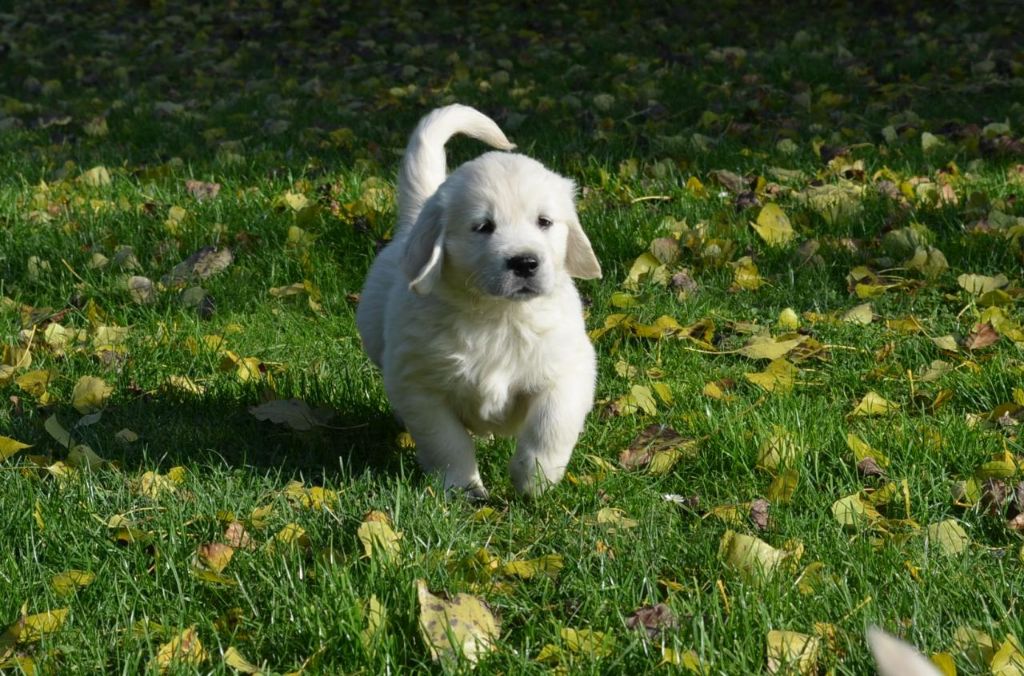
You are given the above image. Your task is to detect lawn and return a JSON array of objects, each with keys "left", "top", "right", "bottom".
[{"left": 2, "top": 2, "right": 1024, "bottom": 673}]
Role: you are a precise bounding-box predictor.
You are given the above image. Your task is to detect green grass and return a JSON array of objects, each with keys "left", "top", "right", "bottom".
[{"left": 2, "top": 1, "right": 1024, "bottom": 673}]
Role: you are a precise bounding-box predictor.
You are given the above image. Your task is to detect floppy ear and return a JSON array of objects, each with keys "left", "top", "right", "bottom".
[
  {"left": 565, "top": 215, "right": 602, "bottom": 280},
  {"left": 402, "top": 195, "right": 446, "bottom": 295}
]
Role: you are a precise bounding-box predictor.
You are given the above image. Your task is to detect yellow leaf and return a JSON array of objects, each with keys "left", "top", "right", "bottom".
[
  {"left": 50, "top": 570, "right": 95, "bottom": 597},
  {"left": 757, "top": 427, "right": 801, "bottom": 470},
  {"left": 80, "top": 165, "right": 111, "bottom": 187},
  {"left": 953, "top": 626, "right": 995, "bottom": 665},
  {"left": 751, "top": 203, "right": 796, "bottom": 246},
  {"left": 719, "top": 530, "right": 788, "bottom": 583},
  {"left": 500, "top": 554, "right": 564, "bottom": 580},
  {"left": 831, "top": 493, "right": 882, "bottom": 528},
  {"left": 416, "top": 579, "right": 499, "bottom": 665},
  {"left": 744, "top": 358, "right": 798, "bottom": 393},
  {"left": 732, "top": 256, "right": 766, "bottom": 290},
  {"left": 150, "top": 626, "right": 207, "bottom": 673},
  {"left": 165, "top": 375, "right": 205, "bottom": 396},
  {"left": 929, "top": 652, "right": 956, "bottom": 676},
  {"left": 0, "top": 436, "right": 31, "bottom": 461},
  {"left": 197, "top": 543, "right": 235, "bottom": 573},
  {"left": 991, "top": 636, "right": 1024, "bottom": 675},
  {"left": 767, "top": 469, "right": 799, "bottom": 504},
  {"left": 738, "top": 335, "right": 806, "bottom": 360},
  {"left": 851, "top": 391, "right": 899, "bottom": 416},
  {"left": 766, "top": 630, "right": 820, "bottom": 675},
  {"left": 16, "top": 369, "right": 54, "bottom": 397},
  {"left": 356, "top": 512, "right": 402, "bottom": 561},
  {"left": 595, "top": 507, "right": 639, "bottom": 530},
  {"left": 957, "top": 273, "right": 1009, "bottom": 295},
  {"left": 279, "top": 191, "right": 310, "bottom": 211},
  {"left": 845, "top": 433, "right": 890, "bottom": 467},
  {"left": 561, "top": 628, "right": 615, "bottom": 657},
  {"left": 660, "top": 647, "right": 704, "bottom": 672},
  {"left": 777, "top": 308, "right": 800, "bottom": 330},
  {"left": 926, "top": 519, "right": 969, "bottom": 556},
  {"left": 71, "top": 376, "right": 113, "bottom": 414},
  {"left": 223, "top": 646, "right": 264, "bottom": 674},
  {"left": 360, "top": 595, "right": 386, "bottom": 652},
  {"left": 12, "top": 607, "right": 69, "bottom": 643},
  {"left": 842, "top": 302, "right": 874, "bottom": 325}
]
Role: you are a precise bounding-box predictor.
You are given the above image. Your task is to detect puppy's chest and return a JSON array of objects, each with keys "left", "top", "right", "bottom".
[{"left": 445, "top": 319, "right": 549, "bottom": 431}]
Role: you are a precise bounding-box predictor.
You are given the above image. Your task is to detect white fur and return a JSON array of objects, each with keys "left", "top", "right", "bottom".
[
  {"left": 867, "top": 627, "right": 941, "bottom": 676},
  {"left": 356, "top": 104, "right": 601, "bottom": 498}
]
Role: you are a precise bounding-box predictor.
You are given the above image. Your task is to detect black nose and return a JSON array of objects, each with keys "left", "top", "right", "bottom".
[{"left": 507, "top": 255, "right": 539, "bottom": 278}]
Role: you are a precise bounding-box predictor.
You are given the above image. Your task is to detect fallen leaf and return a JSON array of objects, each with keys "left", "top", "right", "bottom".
[
  {"left": 619, "top": 424, "right": 698, "bottom": 474},
  {"left": 831, "top": 493, "right": 882, "bottom": 528},
  {"left": 356, "top": 511, "right": 402, "bottom": 561},
  {"left": 957, "top": 273, "right": 1009, "bottom": 295},
  {"left": 591, "top": 507, "right": 637, "bottom": 533},
  {"left": 964, "top": 322, "right": 999, "bottom": 351},
  {"left": 757, "top": 427, "right": 800, "bottom": 470},
  {"left": 843, "top": 303, "right": 874, "bottom": 325},
  {"left": 223, "top": 646, "right": 263, "bottom": 674},
  {"left": 248, "top": 399, "right": 328, "bottom": 431},
  {"left": 127, "top": 276, "right": 157, "bottom": 304},
  {"left": 360, "top": 595, "right": 386, "bottom": 652},
  {"left": 44, "top": 415, "right": 72, "bottom": 448},
  {"left": 625, "top": 604, "right": 679, "bottom": 640},
  {"left": 0, "top": 436, "right": 31, "bottom": 461},
  {"left": 150, "top": 626, "right": 207, "bottom": 673},
  {"left": 738, "top": 334, "right": 806, "bottom": 360},
  {"left": 846, "top": 433, "right": 890, "bottom": 467},
  {"left": 719, "top": 530, "right": 788, "bottom": 582},
  {"left": 751, "top": 203, "right": 796, "bottom": 246},
  {"left": 851, "top": 391, "right": 899, "bottom": 417},
  {"left": 197, "top": 542, "right": 235, "bottom": 573},
  {"left": 185, "top": 179, "right": 221, "bottom": 201},
  {"left": 50, "top": 570, "right": 95, "bottom": 597},
  {"left": 71, "top": 375, "right": 113, "bottom": 414},
  {"left": 744, "top": 359, "right": 798, "bottom": 393},
  {"left": 767, "top": 470, "right": 799, "bottom": 504},
  {"left": 767, "top": 630, "right": 820, "bottom": 675},
  {"left": 926, "top": 519, "right": 969, "bottom": 556},
  {"left": 749, "top": 498, "right": 771, "bottom": 530},
  {"left": 501, "top": 554, "right": 563, "bottom": 580},
  {"left": 416, "top": 579, "right": 499, "bottom": 665},
  {"left": 162, "top": 246, "right": 234, "bottom": 287}
]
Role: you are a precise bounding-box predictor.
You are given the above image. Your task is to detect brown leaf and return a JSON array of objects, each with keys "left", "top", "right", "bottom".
[
  {"left": 162, "top": 247, "right": 234, "bottom": 287},
  {"left": 964, "top": 322, "right": 999, "bottom": 351},
  {"left": 625, "top": 603, "right": 679, "bottom": 640},
  {"left": 185, "top": 180, "right": 221, "bottom": 201},
  {"left": 618, "top": 424, "right": 698, "bottom": 471},
  {"left": 856, "top": 457, "right": 887, "bottom": 479},
  {"left": 224, "top": 521, "right": 255, "bottom": 550},
  {"left": 749, "top": 498, "right": 771, "bottom": 530}
]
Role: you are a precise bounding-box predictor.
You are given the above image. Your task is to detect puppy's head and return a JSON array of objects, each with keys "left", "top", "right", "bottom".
[{"left": 402, "top": 152, "right": 601, "bottom": 299}]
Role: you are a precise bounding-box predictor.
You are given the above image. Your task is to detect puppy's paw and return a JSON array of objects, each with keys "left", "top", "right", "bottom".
[{"left": 510, "top": 461, "right": 556, "bottom": 498}]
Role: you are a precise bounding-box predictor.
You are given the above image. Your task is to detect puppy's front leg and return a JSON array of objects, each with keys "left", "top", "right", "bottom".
[
  {"left": 401, "top": 400, "right": 487, "bottom": 500},
  {"left": 510, "top": 382, "right": 593, "bottom": 497}
]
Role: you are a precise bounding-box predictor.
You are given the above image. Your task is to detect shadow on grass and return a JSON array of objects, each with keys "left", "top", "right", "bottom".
[{"left": 75, "top": 386, "right": 407, "bottom": 485}]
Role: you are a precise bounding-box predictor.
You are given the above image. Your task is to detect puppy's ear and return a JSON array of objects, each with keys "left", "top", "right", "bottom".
[
  {"left": 402, "top": 195, "right": 446, "bottom": 295},
  {"left": 565, "top": 214, "right": 602, "bottom": 280}
]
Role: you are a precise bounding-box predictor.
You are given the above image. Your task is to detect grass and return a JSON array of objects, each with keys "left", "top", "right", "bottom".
[{"left": 2, "top": 1, "right": 1024, "bottom": 673}]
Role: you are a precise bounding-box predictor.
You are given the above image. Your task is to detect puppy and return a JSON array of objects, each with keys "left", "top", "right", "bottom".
[
  {"left": 866, "top": 627, "right": 941, "bottom": 676},
  {"left": 356, "top": 104, "right": 601, "bottom": 499}
]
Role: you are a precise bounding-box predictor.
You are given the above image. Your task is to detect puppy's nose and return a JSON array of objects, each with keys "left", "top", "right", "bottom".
[{"left": 507, "top": 255, "right": 539, "bottom": 278}]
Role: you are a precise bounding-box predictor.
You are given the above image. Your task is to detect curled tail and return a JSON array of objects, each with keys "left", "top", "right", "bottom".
[{"left": 397, "top": 104, "right": 514, "bottom": 230}]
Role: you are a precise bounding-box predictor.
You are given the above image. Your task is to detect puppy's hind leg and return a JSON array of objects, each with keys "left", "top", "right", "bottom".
[
  {"left": 510, "top": 380, "right": 593, "bottom": 497},
  {"left": 400, "top": 399, "right": 487, "bottom": 500}
]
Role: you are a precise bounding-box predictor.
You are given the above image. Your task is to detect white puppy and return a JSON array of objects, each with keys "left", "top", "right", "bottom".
[
  {"left": 867, "top": 627, "right": 941, "bottom": 676},
  {"left": 356, "top": 104, "right": 601, "bottom": 499}
]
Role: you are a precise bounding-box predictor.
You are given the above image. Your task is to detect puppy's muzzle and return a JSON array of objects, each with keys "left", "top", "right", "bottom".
[{"left": 507, "top": 254, "right": 540, "bottom": 278}]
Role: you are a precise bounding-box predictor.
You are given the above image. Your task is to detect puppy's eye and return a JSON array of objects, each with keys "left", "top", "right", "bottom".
[
  {"left": 472, "top": 219, "right": 496, "bottom": 235},
  {"left": 537, "top": 216, "right": 553, "bottom": 229}
]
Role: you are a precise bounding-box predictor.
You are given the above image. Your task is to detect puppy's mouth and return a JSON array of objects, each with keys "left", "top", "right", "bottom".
[{"left": 508, "top": 285, "right": 540, "bottom": 299}]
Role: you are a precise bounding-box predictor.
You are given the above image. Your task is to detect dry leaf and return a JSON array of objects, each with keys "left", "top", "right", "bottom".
[
  {"left": 0, "top": 436, "right": 31, "bottom": 461},
  {"left": 416, "top": 579, "right": 499, "bottom": 665},
  {"left": 356, "top": 511, "right": 402, "bottom": 561},
  {"left": 150, "top": 626, "right": 207, "bottom": 673},
  {"left": 926, "top": 519, "right": 969, "bottom": 556},
  {"left": 851, "top": 391, "right": 899, "bottom": 417},
  {"left": 248, "top": 399, "right": 328, "bottom": 431},
  {"left": 625, "top": 604, "right": 679, "bottom": 640},
  {"left": 767, "top": 630, "right": 820, "bottom": 675},
  {"left": 619, "top": 424, "right": 698, "bottom": 474},
  {"left": 71, "top": 375, "right": 113, "bottom": 414},
  {"left": 964, "top": 322, "right": 999, "bottom": 351}
]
